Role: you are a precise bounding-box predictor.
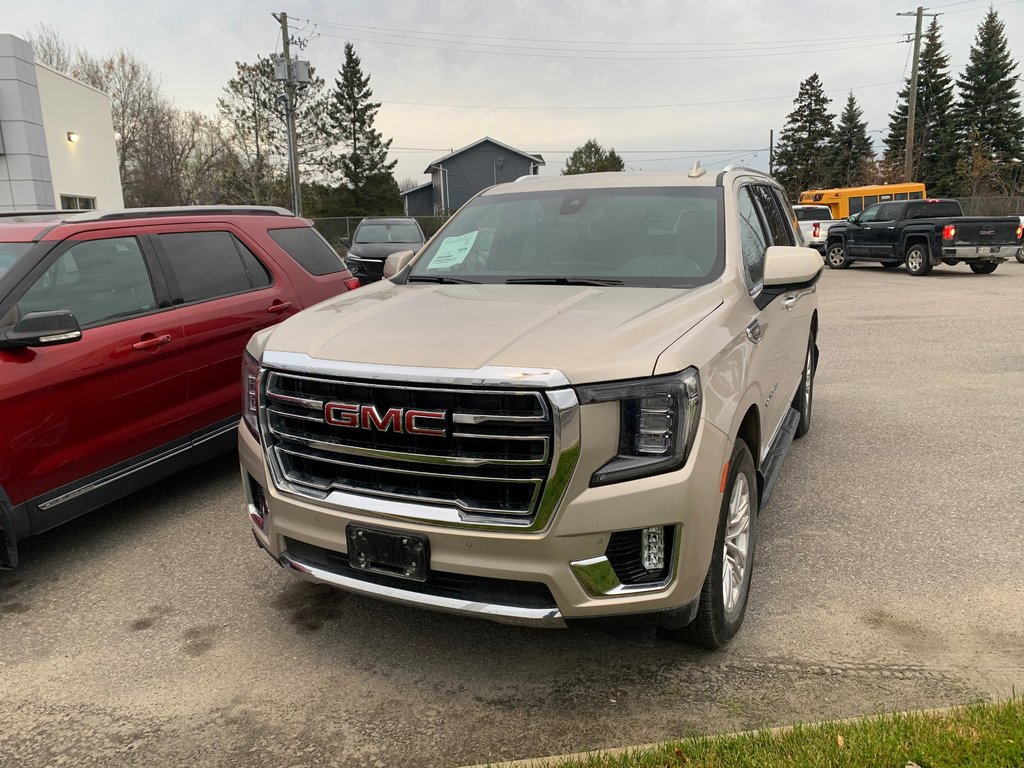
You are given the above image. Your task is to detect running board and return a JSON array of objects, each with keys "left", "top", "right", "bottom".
[{"left": 759, "top": 406, "right": 800, "bottom": 510}]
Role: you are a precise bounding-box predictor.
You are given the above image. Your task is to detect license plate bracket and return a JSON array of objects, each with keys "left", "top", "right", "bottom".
[{"left": 346, "top": 525, "right": 429, "bottom": 582}]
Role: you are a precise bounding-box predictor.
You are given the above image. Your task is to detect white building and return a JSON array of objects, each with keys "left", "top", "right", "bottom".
[{"left": 0, "top": 34, "right": 124, "bottom": 211}]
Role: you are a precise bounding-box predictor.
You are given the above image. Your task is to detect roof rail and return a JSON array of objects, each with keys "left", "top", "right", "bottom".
[
  {"left": 63, "top": 205, "right": 295, "bottom": 223},
  {"left": 721, "top": 164, "right": 763, "bottom": 175}
]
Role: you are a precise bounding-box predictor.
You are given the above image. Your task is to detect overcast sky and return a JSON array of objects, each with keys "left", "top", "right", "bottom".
[{"left": 12, "top": 0, "right": 1024, "bottom": 183}]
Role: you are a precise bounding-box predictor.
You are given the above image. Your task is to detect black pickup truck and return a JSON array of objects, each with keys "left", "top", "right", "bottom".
[{"left": 824, "top": 199, "right": 1022, "bottom": 276}]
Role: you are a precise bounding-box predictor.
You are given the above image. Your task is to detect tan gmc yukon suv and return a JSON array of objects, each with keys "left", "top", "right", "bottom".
[{"left": 239, "top": 167, "right": 823, "bottom": 648}]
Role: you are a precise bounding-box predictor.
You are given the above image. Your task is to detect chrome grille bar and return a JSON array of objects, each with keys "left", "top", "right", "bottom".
[{"left": 260, "top": 367, "right": 579, "bottom": 530}]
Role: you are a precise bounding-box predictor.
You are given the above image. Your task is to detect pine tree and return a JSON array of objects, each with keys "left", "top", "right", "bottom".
[
  {"left": 955, "top": 9, "right": 1024, "bottom": 193},
  {"left": 826, "top": 93, "right": 875, "bottom": 187},
  {"left": 329, "top": 43, "right": 398, "bottom": 209},
  {"left": 882, "top": 18, "right": 960, "bottom": 194},
  {"left": 772, "top": 74, "right": 834, "bottom": 199},
  {"left": 562, "top": 139, "right": 625, "bottom": 175}
]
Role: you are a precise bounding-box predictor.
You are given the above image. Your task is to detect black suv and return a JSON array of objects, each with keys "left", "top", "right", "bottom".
[{"left": 344, "top": 217, "right": 425, "bottom": 282}]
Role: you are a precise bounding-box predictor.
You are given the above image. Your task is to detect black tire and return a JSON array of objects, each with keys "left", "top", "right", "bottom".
[
  {"left": 670, "top": 440, "right": 758, "bottom": 650},
  {"left": 793, "top": 334, "right": 815, "bottom": 438},
  {"left": 881, "top": 261, "right": 901, "bottom": 269},
  {"left": 825, "top": 242, "right": 850, "bottom": 269},
  {"left": 942, "top": 259, "right": 960, "bottom": 266},
  {"left": 970, "top": 262, "right": 998, "bottom": 274},
  {"left": 905, "top": 244, "right": 933, "bottom": 276},
  {"left": 1016, "top": 251, "right": 1024, "bottom": 264}
]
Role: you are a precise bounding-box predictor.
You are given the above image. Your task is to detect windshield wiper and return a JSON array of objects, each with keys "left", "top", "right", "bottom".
[
  {"left": 504, "top": 277, "right": 624, "bottom": 286},
  {"left": 407, "top": 275, "right": 481, "bottom": 284}
]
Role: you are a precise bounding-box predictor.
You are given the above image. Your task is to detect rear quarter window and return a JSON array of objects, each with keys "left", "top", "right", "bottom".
[{"left": 269, "top": 227, "right": 345, "bottom": 276}]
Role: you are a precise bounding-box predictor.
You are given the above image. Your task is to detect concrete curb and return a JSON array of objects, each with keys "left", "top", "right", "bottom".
[{"left": 455, "top": 703, "right": 974, "bottom": 768}]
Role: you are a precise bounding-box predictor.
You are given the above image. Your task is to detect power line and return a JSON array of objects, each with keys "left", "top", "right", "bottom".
[
  {"left": 939, "top": 0, "right": 1024, "bottom": 12},
  {"left": 297, "top": 18, "right": 901, "bottom": 48},
  {"left": 378, "top": 80, "right": 901, "bottom": 112},
  {"left": 311, "top": 30, "right": 906, "bottom": 62}
]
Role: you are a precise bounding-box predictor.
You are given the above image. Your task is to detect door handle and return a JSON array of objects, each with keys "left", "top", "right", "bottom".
[
  {"left": 132, "top": 334, "right": 172, "bottom": 351},
  {"left": 266, "top": 300, "right": 293, "bottom": 314},
  {"left": 782, "top": 295, "right": 797, "bottom": 309},
  {"left": 745, "top": 320, "right": 763, "bottom": 345}
]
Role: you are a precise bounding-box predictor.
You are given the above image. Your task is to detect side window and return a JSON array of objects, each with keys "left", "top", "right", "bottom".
[
  {"left": 158, "top": 231, "right": 270, "bottom": 303},
  {"left": 849, "top": 197, "right": 864, "bottom": 215},
  {"left": 875, "top": 204, "right": 900, "bottom": 222},
  {"left": 909, "top": 191, "right": 924, "bottom": 200},
  {"left": 737, "top": 188, "right": 767, "bottom": 291},
  {"left": 17, "top": 237, "right": 156, "bottom": 327},
  {"left": 268, "top": 227, "right": 344, "bottom": 276},
  {"left": 750, "top": 185, "right": 795, "bottom": 246},
  {"left": 859, "top": 205, "right": 882, "bottom": 223}
]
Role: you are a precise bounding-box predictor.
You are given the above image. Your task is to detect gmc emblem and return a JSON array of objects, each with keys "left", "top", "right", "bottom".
[{"left": 324, "top": 402, "right": 447, "bottom": 436}]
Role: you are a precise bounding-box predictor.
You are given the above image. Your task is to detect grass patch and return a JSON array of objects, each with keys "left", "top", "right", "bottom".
[{"left": 545, "top": 698, "right": 1023, "bottom": 768}]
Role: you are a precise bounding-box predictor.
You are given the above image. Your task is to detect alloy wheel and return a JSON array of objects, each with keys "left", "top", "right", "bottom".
[{"left": 722, "top": 473, "right": 751, "bottom": 617}]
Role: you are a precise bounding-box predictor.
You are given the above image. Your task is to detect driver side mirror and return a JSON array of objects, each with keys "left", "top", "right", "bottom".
[
  {"left": 764, "top": 246, "right": 824, "bottom": 287},
  {"left": 383, "top": 250, "right": 416, "bottom": 279},
  {"left": 848, "top": 214, "right": 860, "bottom": 224},
  {"left": 1, "top": 310, "right": 82, "bottom": 348}
]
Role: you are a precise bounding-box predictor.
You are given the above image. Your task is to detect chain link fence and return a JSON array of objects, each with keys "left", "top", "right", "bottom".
[{"left": 312, "top": 215, "right": 450, "bottom": 254}]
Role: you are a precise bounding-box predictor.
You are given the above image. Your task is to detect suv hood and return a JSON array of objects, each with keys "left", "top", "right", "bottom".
[{"left": 264, "top": 281, "right": 723, "bottom": 384}]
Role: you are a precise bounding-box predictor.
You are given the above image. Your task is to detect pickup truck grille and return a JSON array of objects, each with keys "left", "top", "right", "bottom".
[{"left": 262, "top": 370, "right": 558, "bottom": 524}]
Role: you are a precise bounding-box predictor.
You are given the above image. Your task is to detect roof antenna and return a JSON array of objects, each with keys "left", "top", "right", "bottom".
[{"left": 688, "top": 160, "right": 706, "bottom": 178}]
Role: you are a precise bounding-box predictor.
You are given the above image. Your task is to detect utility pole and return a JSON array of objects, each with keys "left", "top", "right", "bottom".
[
  {"left": 897, "top": 7, "right": 940, "bottom": 183},
  {"left": 769, "top": 129, "right": 774, "bottom": 176},
  {"left": 273, "top": 11, "right": 303, "bottom": 216}
]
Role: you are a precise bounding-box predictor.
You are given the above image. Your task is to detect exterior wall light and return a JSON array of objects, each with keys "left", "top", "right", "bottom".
[{"left": 67, "top": 132, "right": 80, "bottom": 143}]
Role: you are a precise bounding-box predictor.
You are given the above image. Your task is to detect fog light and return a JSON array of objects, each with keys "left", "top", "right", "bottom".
[{"left": 640, "top": 526, "right": 665, "bottom": 571}]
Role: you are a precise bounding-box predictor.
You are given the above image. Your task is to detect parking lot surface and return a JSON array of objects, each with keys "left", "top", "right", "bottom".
[{"left": 2, "top": 261, "right": 1022, "bottom": 768}]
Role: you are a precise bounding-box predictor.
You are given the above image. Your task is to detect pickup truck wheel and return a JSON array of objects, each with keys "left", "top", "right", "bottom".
[
  {"left": 969, "top": 262, "right": 998, "bottom": 274},
  {"left": 881, "top": 262, "right": 901, "bottom": 269},
  {"left": 942, "top": 259, "right": 960, "bottom": 266},
  {"left": 905, "top": 244, "right": 933, "bottom": 276},
  {"left": 675, "top": 440, "right": 758, "bottom": 649},
  {"left": 825, "top": 244, "right": 850, "bottom": 269},
  {"left": 1016, "top": 251, "right": 1024, "bottom": 264},
  {"left": 793, "top": 335, "right": 814, "bottom": 438}
]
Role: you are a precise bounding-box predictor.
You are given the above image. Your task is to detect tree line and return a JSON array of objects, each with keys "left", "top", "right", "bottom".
[
  {"left": 29, "top": 25, "right": 402, "bottom": 216},
  {"left": 773, "top": 9, "right": 1024, "bottom": 200}
]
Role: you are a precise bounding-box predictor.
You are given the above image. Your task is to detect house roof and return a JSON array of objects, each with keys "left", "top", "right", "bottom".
[
  {"left": 423, "top": 137, "right": 546, "bottom": 173},
  {"left": 400, "top": 181, "right": 433, "bottom": 197}
]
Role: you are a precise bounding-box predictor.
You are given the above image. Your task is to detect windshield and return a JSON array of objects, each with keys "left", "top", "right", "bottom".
[
  {"left": 407, "top": 186, "right": 725, "bottom": 287},
  {"left": 354, "top": 223, "right": 423, "bottom": 244},
  {"left": 0, "top": 243, "right": 32, "bottom": 280},
  {"left": 794, "top": 207, "right": 832, "bottom": 221}
]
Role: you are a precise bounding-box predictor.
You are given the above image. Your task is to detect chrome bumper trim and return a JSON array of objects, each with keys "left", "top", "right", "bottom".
[{"left": 279, "top": 552, "right": 566, "bottom": 628}]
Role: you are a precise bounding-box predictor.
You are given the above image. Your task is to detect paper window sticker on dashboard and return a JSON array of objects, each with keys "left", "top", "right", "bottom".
[{"left": 427, "top": 231, "right": 479, "bottom": 269}]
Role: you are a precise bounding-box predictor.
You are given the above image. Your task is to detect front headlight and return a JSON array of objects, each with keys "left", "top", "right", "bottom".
[
  {"left": 576, "top": 368, "right": 701, "bottom": 486},
  {"left": 242, "top": 351, "right": 261, "bottom": 440}
]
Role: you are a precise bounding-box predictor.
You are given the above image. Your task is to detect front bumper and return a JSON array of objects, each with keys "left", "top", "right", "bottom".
[{"left": 239, "top": 407, "right": 730, "bottom": 627}]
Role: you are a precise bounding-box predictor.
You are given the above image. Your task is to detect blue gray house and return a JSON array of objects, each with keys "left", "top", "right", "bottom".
[{"left": 401, "top": 137, "right": 544, "bottom": 215}]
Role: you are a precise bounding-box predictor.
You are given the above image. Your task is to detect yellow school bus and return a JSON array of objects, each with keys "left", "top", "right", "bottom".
[{"left": 798, "top": 183, "right": 927, "bottom": 219}]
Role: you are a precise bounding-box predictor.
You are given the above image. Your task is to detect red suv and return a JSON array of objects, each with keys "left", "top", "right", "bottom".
[{"left": 0, "top": 206, "right": 358, "bottom": 568}]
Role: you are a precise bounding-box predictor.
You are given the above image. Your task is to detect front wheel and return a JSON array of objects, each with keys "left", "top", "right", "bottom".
[
  {"left": 671, "top": 440, "right": 758, "bottom": 649},
  {"left": 793, "top": 333, "right": 815, "bottom": 438},
  {"left": 825, "top": 243, "right": 850, "bottom": 269},
  {"left": 970, "top": 262, "right": 998, "bottom": 274},
  {"left": 905, "top": 244, "right": 933, "bottom": 276}
]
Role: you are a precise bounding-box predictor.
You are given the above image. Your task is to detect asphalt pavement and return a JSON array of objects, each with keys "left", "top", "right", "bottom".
[{"left": 1, "top": 260, "right": 1022, "bottom": 768}]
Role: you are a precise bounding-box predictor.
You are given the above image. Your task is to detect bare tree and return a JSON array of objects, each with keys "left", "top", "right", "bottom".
[
  {"left": 24, "top": 24, "right": 76, "bottom": 72},
  {"left": 398, "top": 177, "right": 422, "bottom": 192}
]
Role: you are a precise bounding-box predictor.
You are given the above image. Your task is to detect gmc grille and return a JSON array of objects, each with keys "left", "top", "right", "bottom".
[{"left": 262, "top": 370, "right": 573, "bottom": 527}]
